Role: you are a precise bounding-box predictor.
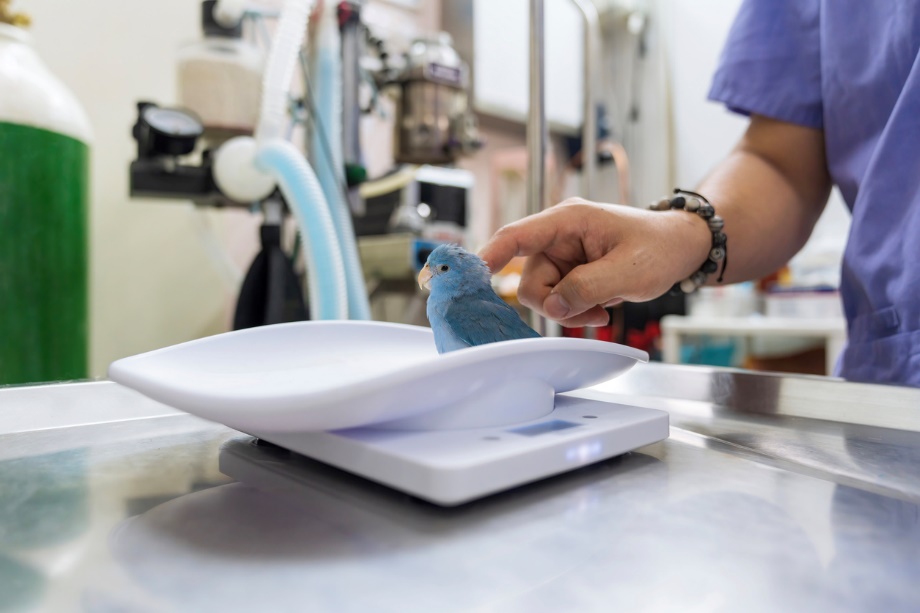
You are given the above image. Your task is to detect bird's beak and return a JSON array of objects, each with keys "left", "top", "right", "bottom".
[{"left": 418, "top": 263, "right": 432, "bottom": 290}]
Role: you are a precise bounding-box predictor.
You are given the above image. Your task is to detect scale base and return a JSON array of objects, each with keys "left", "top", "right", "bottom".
[{"left": 245, "top": 395, "right": 669, "bottom": 506}]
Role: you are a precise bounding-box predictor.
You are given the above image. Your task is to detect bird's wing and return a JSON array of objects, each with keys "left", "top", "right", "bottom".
[{"left": 442, "top": 293, "right": 541, "bottom": 347}]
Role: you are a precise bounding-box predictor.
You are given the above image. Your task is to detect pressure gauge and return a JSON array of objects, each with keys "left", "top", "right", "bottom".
[{"left": 134, "top": 102, "right": 204, "bottom": 157}]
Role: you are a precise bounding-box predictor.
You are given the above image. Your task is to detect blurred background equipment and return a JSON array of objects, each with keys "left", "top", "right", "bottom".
[
  {"left": 383, "top": 32, "right": 481, "bottom": 165},
  {"left": 355, "top": 164, "right": 472, "bottom": 323},
  {"left": 127, "top": 0, "right": 481, "bottom": 331}
]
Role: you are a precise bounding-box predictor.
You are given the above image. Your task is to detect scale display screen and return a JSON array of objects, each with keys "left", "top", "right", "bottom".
[{"left": 508, "top": 420, "right": 581, "bottom": 437}]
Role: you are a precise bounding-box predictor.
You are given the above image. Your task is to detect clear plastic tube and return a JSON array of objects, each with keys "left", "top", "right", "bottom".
[
  {"left": 191, "top": 207, "right": 244, "bottom": 288},
  {"left": 256, "top": 139, "right": 348, "bottom": 320},
  {"left": 311, "top": 5, "right": 371, "bottom": 320}
]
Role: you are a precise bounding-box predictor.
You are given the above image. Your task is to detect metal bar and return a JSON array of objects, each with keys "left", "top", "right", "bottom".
[
  {"left": 528, "top": 0, "right": 547, "bottom": 334},
  {"left": 527, "top": 0, "right": 547, "bottom": 221},
  {"left": 569, "top": 0, "right": 599, "bottom": 201}
]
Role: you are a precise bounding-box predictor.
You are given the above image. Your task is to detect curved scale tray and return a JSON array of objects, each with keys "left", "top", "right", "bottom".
[{"left": 108, "top": 321, "right": 648, "bottom": 432}]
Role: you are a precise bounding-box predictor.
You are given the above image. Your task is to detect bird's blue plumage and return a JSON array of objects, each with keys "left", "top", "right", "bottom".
[{"left": 422, "top": 244, "right": 540, "bottom": 353}]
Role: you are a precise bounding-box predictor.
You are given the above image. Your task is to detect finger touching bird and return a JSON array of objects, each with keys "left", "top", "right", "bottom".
[{"left": 418, "top": 244, "right": 541, "bottom": 354}]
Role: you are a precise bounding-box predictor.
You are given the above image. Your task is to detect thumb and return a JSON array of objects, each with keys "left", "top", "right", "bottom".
[{"left": 543, "top": 260, "right": 621, "bottom": 320}]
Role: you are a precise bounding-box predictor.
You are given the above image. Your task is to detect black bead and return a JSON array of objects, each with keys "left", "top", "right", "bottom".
[
  {"left": 713, "top": 232, "right": 727, "bottom": 247},
  {"left": 701, "top": 259, "right": 718, "bottom": 274},
  {"left": 669, "top": 196, "right": 686, "bottom": 209},
  {"left": 698, "top": 204, "right": 714, "bottom": 219},
  {"left": 668, "top": 282, "right": 683, "bottom": 296}
]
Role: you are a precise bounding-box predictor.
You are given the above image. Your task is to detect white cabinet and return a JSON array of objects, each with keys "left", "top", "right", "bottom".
[{"left": 472, "top": 0, "right": 585, "bottom": 133}]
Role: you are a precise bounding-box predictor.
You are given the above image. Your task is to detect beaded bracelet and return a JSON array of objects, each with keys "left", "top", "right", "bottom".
[{"left": 648, "top": 188, "right": 727, "bottom": 294}]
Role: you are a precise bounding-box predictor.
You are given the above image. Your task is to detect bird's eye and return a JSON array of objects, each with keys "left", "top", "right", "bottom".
[{"left": 439, "top": 265, "right": 449, "bottom": 272}]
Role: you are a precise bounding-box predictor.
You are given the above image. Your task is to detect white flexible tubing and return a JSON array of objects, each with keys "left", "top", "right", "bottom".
[
  {"left": 257, "top": 139, "right": 348, "bottom": 320},
  {"left": 256, "top": 0, "right": 314, "bottom": 144},
  {"left": 311, "top": 4, "right": 371, "bottom": 319}
]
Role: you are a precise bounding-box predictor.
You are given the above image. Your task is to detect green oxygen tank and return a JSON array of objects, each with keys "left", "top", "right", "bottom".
[{"left": 0, "top": 10, "right": 92, "bottom": 385}]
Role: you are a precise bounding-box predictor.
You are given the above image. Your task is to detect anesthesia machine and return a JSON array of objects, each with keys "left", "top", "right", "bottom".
[{"left": 128, "top": 0, "right": 480, "bottom": 328}]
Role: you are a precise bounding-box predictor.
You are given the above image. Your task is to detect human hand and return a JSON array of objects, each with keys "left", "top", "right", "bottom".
[{"left": 478, "top": 199, "right": 711, "bottom": 327}]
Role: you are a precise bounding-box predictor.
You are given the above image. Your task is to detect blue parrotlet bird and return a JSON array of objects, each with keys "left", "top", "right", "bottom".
[{"left": 418, "top": 244, "right": 541, "bottom": 353}]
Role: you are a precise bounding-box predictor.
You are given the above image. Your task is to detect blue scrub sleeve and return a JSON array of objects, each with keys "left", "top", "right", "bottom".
[{"left": 708, "top": 0, "right": 824, "bottom": 130}]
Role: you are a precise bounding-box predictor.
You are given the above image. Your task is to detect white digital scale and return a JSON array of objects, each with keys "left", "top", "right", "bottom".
[{"left": 110, "top": 321, "right": 669, "bottom": 506}]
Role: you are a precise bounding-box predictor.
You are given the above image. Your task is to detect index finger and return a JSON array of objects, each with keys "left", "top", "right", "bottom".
[{"left": 477, "top": 211, "right": 560, "bottom": 273}]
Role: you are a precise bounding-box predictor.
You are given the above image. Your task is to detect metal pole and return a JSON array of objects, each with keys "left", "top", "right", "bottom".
[
  {"left": 570, "top": 0, "right": 599, "bottom": 201},
  {"left": 527, "top": 0, "right": 547, "bottom": 220},
  {"left": 528, "top": 0, "right": 547, "bottom": 334}
]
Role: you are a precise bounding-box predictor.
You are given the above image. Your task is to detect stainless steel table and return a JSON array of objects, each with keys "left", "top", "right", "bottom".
[{"left": 1, "top": 365, "right": 918, "bottom": 612}]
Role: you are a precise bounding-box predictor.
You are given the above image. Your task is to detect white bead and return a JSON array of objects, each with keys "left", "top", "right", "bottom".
[
  {"left": 213, "top": 0, "right": 246, "bottom": 28},
  {"left": 685, "top": 197, "right": 701, "bottom": 212},
  {"left": 680, "top": 278, "right": 698, "bottom": 293}
]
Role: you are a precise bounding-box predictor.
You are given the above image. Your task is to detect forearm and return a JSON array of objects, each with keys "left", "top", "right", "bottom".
[
  {"left": 477, "top": 117, "right": 833, "bottom": 325},
  {"left": 695, "top": 116, "right": 832, "bottom": 284}
]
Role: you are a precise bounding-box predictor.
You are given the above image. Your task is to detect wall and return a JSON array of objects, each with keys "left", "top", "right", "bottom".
[
  {"left": 661, "top": 0, "right": 850, "bottom": 285},
  {"left": 663, "top": 0, "right": 746, "bottom": 190}
]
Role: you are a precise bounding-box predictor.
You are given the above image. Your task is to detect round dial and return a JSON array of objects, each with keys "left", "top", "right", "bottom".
[{"left": 142, "top": 107, "right": 203, "bottom": 138}]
